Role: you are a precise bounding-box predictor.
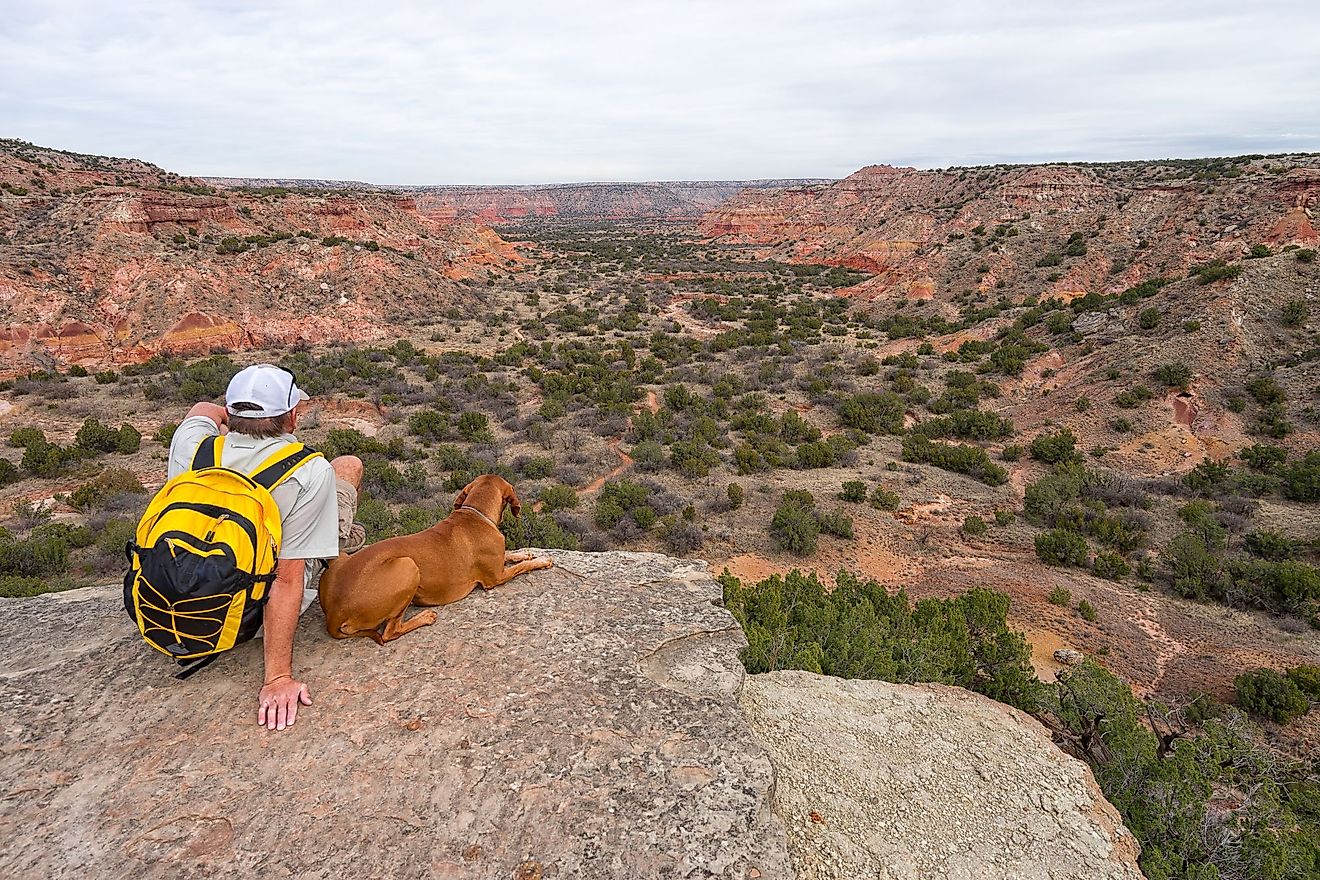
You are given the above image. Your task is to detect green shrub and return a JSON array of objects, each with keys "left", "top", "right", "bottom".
[
  {"left": 1281, "top": 299, "right": 1309, "bottom": 326},
  {"left": 726, "top": 483, "right": 745, "bottom": 510},
  {"left": 70, "top": 467, "right": 145, "bottom": 510},
  {"left": 456, "top": 411, "right": 493, "bottom": 443},
  {"left": 1113, "top": 384, "right": 1153, "bottom": 408},
  {"left": 594, "top": 479, "right": 654, "bottom": 532},
  {"left": 994, "top": 509, "right": 1013, "bottom": 526},
  {"left": 910, "top": 409, "right": 1015, "bottom": 441},
  {"left": 817, "top": 509, "right": 854, "bottom": 539},
  {"left": 154, "top": 422, "right": 178, "bottom": 445},
  {"left": 1153, "top": 362, "right": 1193, "bottom": 390},
  {"left": 538, "top": 484, "right": 579, "bottom": 512},
  {"left": 902, "top": 434, "right": 1007, "bottom": 486},
  {"left": 500, "top": 507, "right": 579, "bottom": 551},
  {"left": 629, "top": 440, "right": 664, "bottom": 472},
  {"left": 115, "top": 424, "right": 140, "bottom": 454},
  {"left": 1294, "top": 247, "right": 1315, "bottom": 263},
  {"left": 837, "top": 391, "right": 904, "bottom": 434},
  {"left": 1190, "top": 260, "right": 1242, "bottom": 285},
  {"left": 1137, "top": 308, "right": 1161, "bottom": 329},
  {"left": 1092, "top": 552, "right": 1131, "bottom": 581},
  {"left": 1286, "top": 664, "right": 1320, "bottom": 700},
  {"left": 1239, "top": 443, "right": 1287, "bottom": 473},
  {"left": 1076, "top": 599, "right": 1097, "bottom": 622},
  {"left": 779, "top": 410, "right": 820, "bottom": 444},
  {"left": 1029, "top": 428, "right": 1081, "bottom": 465},
  {"left": 1035, "top": 528, "right": 1089, "bottom": 567},
  {"left": 72, "top": 422, "right": 120, "bottom": 459},
  {"left": 1280, "top": 451, "right": 1320, "bottom": 502},
  {"left": 407, "top": 408, "right": 449, "bottom": 442},
  {"left": 9, "top": 426, "right": 46, "bottom": 448},
  {"left": 771, "top": 492, "right": 819, "bottom": 556},
  {"left": 961, "top": 514, "right": 988, "bottom": 536},
  {"left": 0, "top": 524, "right": 79, "bottom": 578},
  {"left": 669, "top": 440, "right": 720, "bottom": 478},
  {"left": 840, "top": 480, "right": 867, "bottom": 502},
  {"left": 722, "top": 569, "right": 1042, "bottom": 711},
  {"left": 1048, "top": 586, "right": 1071, "bottom": 606},
  {"left": 869, "top": 486, "right": 900, "bottom": 511},
  {"left": 1234, "top": 669, "right": 1310, "bottom": 724},
  {"left": 1000, "top": 444, "right": 1023, "bottom": 461}
]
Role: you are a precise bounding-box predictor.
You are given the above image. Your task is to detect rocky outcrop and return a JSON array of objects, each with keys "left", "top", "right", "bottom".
[
  {"left": 0, "top": 551, "right": 791, "bottom": 880},
  {"left": 1, "top": 548, "right": 1153, "bottom": 880},
  {"left": 743, "top": 671, "right": 1145, "bottom": 880},
  {"left": 699, "top": 156, "right": 1320, "bottom": 303},
  {"left": 0, "top": 140, "right": 521, "bottom": 374}
]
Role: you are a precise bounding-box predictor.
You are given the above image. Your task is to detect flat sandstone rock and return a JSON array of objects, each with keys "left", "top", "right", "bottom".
[
  {"left": 742, "top": 671, "right": 1145, "bottom": 880},
  {"left": 0, "top": 550, "right": 791, "bottom": 880}
]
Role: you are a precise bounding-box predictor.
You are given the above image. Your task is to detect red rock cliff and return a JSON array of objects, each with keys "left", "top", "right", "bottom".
[
  {"left": 699, "top": 158, "right": 1320, "bottom": 302},
  {"left": 0, "top": 140, "right": 520, "bottom": 373}
]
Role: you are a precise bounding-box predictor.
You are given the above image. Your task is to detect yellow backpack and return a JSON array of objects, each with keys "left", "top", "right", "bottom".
[{"left": 123, "top": 435, "right": 321, "bottom": 678}]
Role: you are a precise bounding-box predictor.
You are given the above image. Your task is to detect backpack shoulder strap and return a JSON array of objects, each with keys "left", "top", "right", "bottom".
[
  {"left": 190, "top": 434, "right": 225, "bottom": 470},
  {"left": 250, "top": 442, "right": 323, "bottom": 491}
]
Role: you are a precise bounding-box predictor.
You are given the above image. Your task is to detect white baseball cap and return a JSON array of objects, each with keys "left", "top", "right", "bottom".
[{"left": 225, "top": 364, "right": 309, "bottom": 418}]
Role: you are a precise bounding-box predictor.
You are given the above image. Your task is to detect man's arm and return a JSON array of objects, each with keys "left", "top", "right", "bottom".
[
  {"left": 186, "top": 402, "right": 228, "bottom": 431},
  {"left": 257, "top": 557, "right": 311, "bottom": 731}
]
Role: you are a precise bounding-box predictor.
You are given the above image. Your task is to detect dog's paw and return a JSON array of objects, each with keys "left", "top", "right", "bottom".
[{"left": 420, "top": 610, "right": 438, "bottom": 625}]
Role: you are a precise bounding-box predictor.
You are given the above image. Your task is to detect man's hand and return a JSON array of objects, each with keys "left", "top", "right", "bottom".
[
  {"left": 258, "top": 677, "right": 312, "bottom": 731},
  {"left": 185, "top": 402, "right": 228, "bottom": 430},
  {"left": 259, "top": 558, "right": 307, "bottom": 732}
]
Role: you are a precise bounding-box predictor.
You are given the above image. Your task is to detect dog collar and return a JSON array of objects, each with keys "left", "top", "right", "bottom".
[{"left": 458, "top": 504, "right": 501, "bottom": 530}]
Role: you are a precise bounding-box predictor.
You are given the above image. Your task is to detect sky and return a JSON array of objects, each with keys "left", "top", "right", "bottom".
[{"left": 1, "top": 0, "right": 1317, "bottom": 184}]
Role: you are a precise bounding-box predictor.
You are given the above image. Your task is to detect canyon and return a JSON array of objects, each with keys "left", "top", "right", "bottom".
[
  {"left": 207, "top": 178, "right": 833, "bottom": 224},
  {"left": 0, "top": 140, "right": 518, "bottom": 373},
  {"left": 699, "top": 158, "right": 1320, "bottom": 302}
]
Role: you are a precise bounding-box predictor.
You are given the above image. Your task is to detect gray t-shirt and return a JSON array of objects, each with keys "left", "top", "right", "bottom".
[{"left": 167, "top": 416, "right": 339, "bottom": 561}]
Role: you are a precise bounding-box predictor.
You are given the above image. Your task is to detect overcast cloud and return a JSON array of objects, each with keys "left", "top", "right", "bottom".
[{"left": 1, "top": 0, "right": 1317, "bottom": 184}]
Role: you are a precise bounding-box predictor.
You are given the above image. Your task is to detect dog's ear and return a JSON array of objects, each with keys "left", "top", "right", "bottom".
[
  {"left": 453, "top": 486, "right": 470, "bottom": 510},
  {"left": 508, "top": 486, "right": 522, "bottom": 518}
]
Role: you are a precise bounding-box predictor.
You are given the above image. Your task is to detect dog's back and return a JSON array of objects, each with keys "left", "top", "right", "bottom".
[{"left": 316, "top": 474, "right": 547, "bottom": 644}]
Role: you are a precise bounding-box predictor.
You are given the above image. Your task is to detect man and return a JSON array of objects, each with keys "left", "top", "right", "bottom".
[{"left": 168, "top": 364, "right": 365, "bottom": 732}]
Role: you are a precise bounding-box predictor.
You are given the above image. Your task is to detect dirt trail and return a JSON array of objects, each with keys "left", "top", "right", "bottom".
[
  {"left": 576, "top": 391, "right": 655, "bottom": 499},
  {"left": 660, "top": 295, "right": 735, "bottom": 340},
  {"left": 580, "top": 438, "right": 634, "bottom": 496},
  {"left": 1127, "top": 590, "right": 1190, "bottom": 694}
]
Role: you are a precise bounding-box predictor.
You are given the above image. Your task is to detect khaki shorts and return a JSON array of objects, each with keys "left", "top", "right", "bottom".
[
  {"left": 299, "top": 478, "right": 360, "bottom": 604},
  {"left": 255, "top": 479, "right": 360, "bottom": 633}
]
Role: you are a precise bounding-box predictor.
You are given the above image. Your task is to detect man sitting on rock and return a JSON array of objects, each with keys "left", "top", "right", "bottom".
[{"left": 168, "top": 364, "right": 366, "bottom": 732}]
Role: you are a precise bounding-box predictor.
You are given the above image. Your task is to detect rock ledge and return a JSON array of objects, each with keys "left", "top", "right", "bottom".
[
  {"left": 0, "top": 550, "right": 790, "bottom": 879},
  {"left": 743, "top": 671, "right": 1145, "bottom": 880}
]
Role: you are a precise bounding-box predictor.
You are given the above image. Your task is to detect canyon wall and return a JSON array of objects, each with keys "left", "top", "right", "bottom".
[
  {"left": 699, "top": 158, "right": 1320, "bottom": 302},
  {"left": 0, "top": 140, "right": 518, "bottom": 372},
  {"left": 206, "top": 176, "right": 834, "bottom": 223}
]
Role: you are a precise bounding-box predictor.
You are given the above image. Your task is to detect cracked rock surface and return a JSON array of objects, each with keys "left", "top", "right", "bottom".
[
  {"left": 0, "top": 550, "right": 790, "bottom": 880},
  {"left": 743, "top": 671, "right": 1146, "bottom": 880}
]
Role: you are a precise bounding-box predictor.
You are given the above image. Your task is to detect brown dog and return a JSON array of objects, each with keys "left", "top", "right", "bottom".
[{"left": 318, "top": 474, "right": 554, "bottom": 644}]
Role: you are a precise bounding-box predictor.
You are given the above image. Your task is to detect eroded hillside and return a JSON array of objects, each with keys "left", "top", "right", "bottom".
[
  {"left": 0, "top": 140, "right": 518, "bottom": 372},
  {"left": 700, "top": 157, "right": 1320, "bottom": 303}
]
